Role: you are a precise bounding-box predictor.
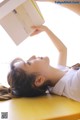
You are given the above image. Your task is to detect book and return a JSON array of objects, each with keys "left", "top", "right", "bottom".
[
  {"left": 0, "top": 0, "right": 27, "bottom": 19},
  {"left": 0, "top": 0, "right": 45, "bottom": 45}
]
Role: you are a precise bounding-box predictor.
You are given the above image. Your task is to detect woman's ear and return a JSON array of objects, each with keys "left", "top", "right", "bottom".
[{"left": 34, "top": 75, "right": 46, "bottom": 87}]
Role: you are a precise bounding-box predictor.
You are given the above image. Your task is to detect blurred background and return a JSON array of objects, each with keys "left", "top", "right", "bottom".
[{"left": 0, "top": 1, "right": 80, "bottom": 86}]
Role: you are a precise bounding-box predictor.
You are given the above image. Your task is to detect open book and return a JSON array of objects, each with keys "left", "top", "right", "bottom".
[{"left": 0, "top": 0, "right": 45, "bottom": 45}]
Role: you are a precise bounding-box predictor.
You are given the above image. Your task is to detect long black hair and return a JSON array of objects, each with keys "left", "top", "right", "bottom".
[{"left": 7, "top": 67, "right": 50, "bottom": 97}]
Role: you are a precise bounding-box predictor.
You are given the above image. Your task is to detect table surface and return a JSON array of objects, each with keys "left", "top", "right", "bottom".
[{"left": 0, "top": 95, "right": 80, "bottom": 120}]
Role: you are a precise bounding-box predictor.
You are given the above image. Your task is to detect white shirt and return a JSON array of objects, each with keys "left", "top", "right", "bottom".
[{"left": 49, "top": 65, "right": 80, "bottom": 102}]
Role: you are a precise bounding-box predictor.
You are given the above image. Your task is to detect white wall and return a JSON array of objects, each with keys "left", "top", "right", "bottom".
[{"left": 0, "top": 2, "right": 80, "bottom": 86}]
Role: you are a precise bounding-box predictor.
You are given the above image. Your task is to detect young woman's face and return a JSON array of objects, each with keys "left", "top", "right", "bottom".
[{"left": 13, "top": 56, "right": 50, "bottom": 75}]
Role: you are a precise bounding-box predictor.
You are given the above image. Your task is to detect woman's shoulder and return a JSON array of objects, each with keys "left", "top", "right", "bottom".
[{"left": 57, "top": 64, "right": 69, "bottom": 71}]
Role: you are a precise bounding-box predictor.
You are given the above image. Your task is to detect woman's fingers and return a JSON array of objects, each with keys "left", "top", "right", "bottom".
[
  {"left": 30, "top": 26, "right": 43, "bottom": 36},
  {"left": 30, "top": 29, "right": 41, "bottom": 36},
  {"left": 30, "top": 25, "right": 47, "bottom": 36}
]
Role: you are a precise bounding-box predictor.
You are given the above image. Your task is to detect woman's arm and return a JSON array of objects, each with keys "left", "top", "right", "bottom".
[
  {"left": 35, "top": 0, "right": 80, "bottom": 15},
  {"left": 31, "top": 25, "right": 67, "bottom": 66}
]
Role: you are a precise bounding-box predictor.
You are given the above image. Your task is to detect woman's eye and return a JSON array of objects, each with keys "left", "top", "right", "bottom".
[
  {"left": 27, "top": 61, "right": 31, "bottom": 65},
  {"left": 41, "top": 57, "right": 43, "bottom": 59}
]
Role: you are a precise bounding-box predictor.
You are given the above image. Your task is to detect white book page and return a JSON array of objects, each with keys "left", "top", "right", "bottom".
[
  {"left": 0, "top": 0, "right": 45, "bottom": 45},
  {"left": 0, "top": 0, "right": 26, "bottom": 20},
  {"left": 0, "top": 12, "right": 28, "bottom": 45}
]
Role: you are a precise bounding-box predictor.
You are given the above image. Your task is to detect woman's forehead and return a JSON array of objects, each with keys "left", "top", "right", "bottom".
[
  {"left": 12, "top": 58, "right": 25, "bottom": 67},
  {"left": 15, "top": 60, "right": 24, "bottom": 66},
  {"left": 11, "top": 58, "right": 24, "bottom": 64}
]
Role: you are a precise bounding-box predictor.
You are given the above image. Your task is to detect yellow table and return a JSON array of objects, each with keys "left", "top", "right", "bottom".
[{"left": 0, "top": 95, "right": 80, "bottom": 120}]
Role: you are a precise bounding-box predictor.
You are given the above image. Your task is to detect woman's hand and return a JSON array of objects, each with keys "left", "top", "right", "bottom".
[
  {"left": 31, "top": 24, "right": 67, "bottom": 66},
  {"left": 30, "top": 25, "right": 48, "bottom": 36}
]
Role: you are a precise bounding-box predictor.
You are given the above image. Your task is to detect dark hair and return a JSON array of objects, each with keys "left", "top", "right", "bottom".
[{"left": 7, "top": 67, "right": 49, "bottom": 97}]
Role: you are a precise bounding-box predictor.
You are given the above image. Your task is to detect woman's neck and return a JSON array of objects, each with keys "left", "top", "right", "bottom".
[{"left": 45, "top": 66, "right": 66, "bottom": 86}]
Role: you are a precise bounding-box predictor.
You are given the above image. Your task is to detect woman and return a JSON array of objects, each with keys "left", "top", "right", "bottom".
[{"left": 6, "top": 25, "right": 80, "bottom": 102}]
